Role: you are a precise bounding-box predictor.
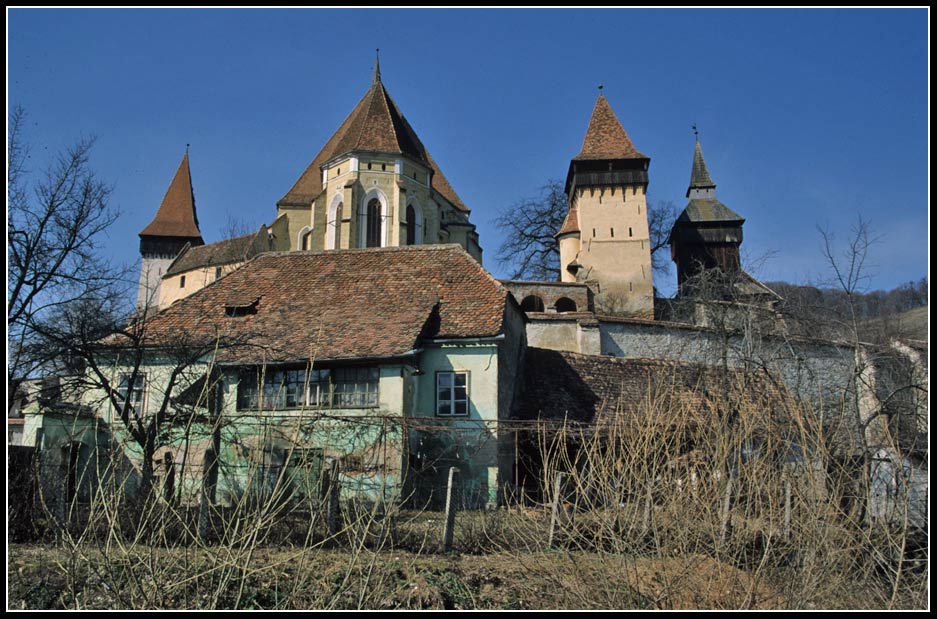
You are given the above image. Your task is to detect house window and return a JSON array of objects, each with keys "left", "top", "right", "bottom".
[
  {"left": 215, "top": 266, "right": 223, "bottom": 279},
  {"left": 436, "top": 372, "right": 468, "bottom": 417},
  {"left": 117, "top": 373, "right": 146, "bottom": 415},
  {"left": 237, "top": 367, "right": 379, "bottom": 410},
  {"left": 180, "top": 275, "right": 186, "bottom": 288}
]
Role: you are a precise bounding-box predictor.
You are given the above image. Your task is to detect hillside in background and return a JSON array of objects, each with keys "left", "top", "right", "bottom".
[{"left": 765, "top": 278, "right": 928, "bottom": 343}]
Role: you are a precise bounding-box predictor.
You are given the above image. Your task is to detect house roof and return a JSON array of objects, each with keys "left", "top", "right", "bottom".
[
  {"left": 518, "top": 348, "right": 795, "bottom": 429},
  {"left": 165, "top": 228, "right": 270, "bottom": 277},
  {"left": 136, "top": 245, "right": 508, "bottom": 364},
  {"left": 572, "top": 94, "right": 648, "bottom": 162},
  {"left": 139, "top": 152, "right": 203, "bottom": 239},
  {"left": 277, "top": 72, "right": 469, "bottom": 213}
]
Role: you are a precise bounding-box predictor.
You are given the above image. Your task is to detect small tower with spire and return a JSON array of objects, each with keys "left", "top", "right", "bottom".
[
  {"left": 136, "top": 151, "right": 204, "bottom": 310},
  {"left": 556, "top": 88, "right": 654, "bottom": 317},
  {"left": 669, "top": 135, "right": 745, "bottom": 291}
]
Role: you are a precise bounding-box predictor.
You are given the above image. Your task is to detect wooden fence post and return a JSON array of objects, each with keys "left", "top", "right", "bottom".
[
  {"left": 719, "top": 474, "right": 734, "bottom": 547},
  {"left": 326, "top": 459, "right": 341, "bottom": 537},
  {"left": 442, "top": 467, "right": 458, "bottom": 552},
  {"left": 198, "top": 448, "right": 214, "bottom": 541},
  {"left": 548, "top": 471, "right": 567, "bottom": 548}
]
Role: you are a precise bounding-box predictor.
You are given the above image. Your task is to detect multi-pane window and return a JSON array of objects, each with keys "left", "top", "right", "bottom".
[
  {"left": 117, "top": 373, "right": 146, "bottom": 415},
  {"left": 436, "top": 371, "right": 468, "bottom": 417},
  {"left": 237, "top": 367, "right": 379, "bottom": 410}
]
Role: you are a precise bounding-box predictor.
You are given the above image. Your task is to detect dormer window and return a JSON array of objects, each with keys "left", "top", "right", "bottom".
[{"left": 225, "top": 296, "right": 259, "bottom": 317}]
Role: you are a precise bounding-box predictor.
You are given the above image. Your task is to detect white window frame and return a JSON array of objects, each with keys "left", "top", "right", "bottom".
[
  {"left": 358, "top": 188, "right": 388, "bottom": 248},
  {"left": 436, "top": 371, "right": 469, "bottom": 417},
  {"left": 117, "top": 372, "right": 146, "bottom": 417},
  {"left": 327, "top": 193, "right": 343, "bottom": 250}
]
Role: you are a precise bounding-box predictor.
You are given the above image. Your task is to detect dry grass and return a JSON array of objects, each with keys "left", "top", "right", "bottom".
[{"left": 10, "top": 369, "right": 927, "bottom": 610}]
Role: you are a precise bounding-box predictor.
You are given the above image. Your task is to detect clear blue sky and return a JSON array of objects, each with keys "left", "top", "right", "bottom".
[{"left": 8, "top": 8, "right": 929, "bottom": 297}]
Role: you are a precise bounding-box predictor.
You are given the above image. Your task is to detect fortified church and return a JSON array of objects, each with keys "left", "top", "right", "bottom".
[
  {"left": 136, "top": 55, "right": 752, "bottom": 320},
  {"left": 22, "top": 55, "right": 922, "bottom": 515}
]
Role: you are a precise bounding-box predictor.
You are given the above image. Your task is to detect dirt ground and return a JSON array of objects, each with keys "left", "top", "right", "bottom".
[{"left": 9, "top": 543, "right": 784, "bottom": 610}]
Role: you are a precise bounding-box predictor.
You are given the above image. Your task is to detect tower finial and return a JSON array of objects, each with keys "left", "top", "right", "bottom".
[
  {"left": 692, "top": 123, "right": 699, "bottom": 141},
  {"left": 185, "top": 143, "right": 190, "bottom": 155},
  {"left": 373, "top": 48, "right": 381, "bottom": 84},
  {"left": 598, "top": 83, "right": 604, "bottom": 96}
]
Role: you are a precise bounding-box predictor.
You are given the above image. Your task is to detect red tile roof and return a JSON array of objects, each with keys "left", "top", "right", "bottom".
[
  {"left": 278, "top": 79, "right": 469, "bottom": 213},
  {"left": 136, "top": 245, "right": 508, "bottom": 364},
  {"left": 555, "top": 205, "right": 580, "bottom": 237},
  {"left": 573, "top": 95, "right": 647, "bottom": 161},
  {"left": 165, "top": 228, "right": 270, "bottom": 277},
  {"left": 139, "top": 153, "right": 204, "bottom": 239}
]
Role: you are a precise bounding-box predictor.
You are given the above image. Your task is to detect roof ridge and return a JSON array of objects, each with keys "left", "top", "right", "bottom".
[{"left": 377, "top": 83, "right": 402, "bottom": 156}]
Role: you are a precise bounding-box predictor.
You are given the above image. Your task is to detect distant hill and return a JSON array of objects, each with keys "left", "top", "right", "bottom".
[{"left": 863, "top": 306, "right": 928, "bottom": 343}]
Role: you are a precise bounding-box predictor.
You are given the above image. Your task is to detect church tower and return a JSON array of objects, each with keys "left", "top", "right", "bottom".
[
  {"left": 669, "top": 137, "right": 745, "bottom": 291},
  {"left": 136, "top": 151, "right": 204, "bottom": 310},
  {"left": 276, "top": 52, "right": 482, "bottom": 261},
  {"left": 557, "top": 90, "right": 654, "bottom": 317}
]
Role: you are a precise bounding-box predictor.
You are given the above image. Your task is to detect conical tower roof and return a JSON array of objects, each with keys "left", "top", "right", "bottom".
[
  {"left": 573, "top": 94, "right": 647, "bottom": 161},
  {"left": 139, "top": 152, "right": 203, "bottom": 239},
  {"left": 676, "top": 138, "right": 743, "bottom": 224},
  {"left": 686, "top": 139, "right": 715, "bottom": 197},
  {"left": 278, "top": 61, "right": 468, "bottom": 212}
]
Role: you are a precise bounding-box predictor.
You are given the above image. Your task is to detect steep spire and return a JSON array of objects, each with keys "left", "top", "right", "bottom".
[
  {"left": 686, "top": 137, "right": 716, "bottom": 198},
  {"left": 573, "top": 93, "right": 647, "bottom": 161},
  {"left": 373, "top": 48, "right": 381, "bottom": 85},
  {"left": 139, "top": 151, "right": 203, "bottom": 239}
]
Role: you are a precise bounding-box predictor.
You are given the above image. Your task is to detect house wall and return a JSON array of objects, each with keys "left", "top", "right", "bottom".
[
  {"left": 159, "top": 262, "right": 244, "bottom": 308},
  {"left": 410, "top": 342, "right": 503, "bottom": 508}
]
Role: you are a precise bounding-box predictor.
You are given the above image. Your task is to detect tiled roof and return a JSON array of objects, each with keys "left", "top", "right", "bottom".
[
  {"left": 136, "top": 245, "right": 507, "bottom": 364},
  {"left": 676, "top": 199, "right": 745, "bottom": 224},
  {"left": 165, "top": 228, "right": 270, "bottom": 277},
  {"left": 139, "top": 153, "right": 203, "bottom": 239},
  {"left": 573, "top": 95, "right": 647, "bottom": 161},
  {"left": 555, "top": 205, "right": 580, "bottom": 237},
  {"left": 278, "top": 78, "right": 469, "bottom": 213},
  {"left": 425, "top": 151, "right": 469, "bottom": 213},
  {"left": 688, "top": 140, "right": 715, "bottom": 191},
  {"left": 518, "top": 348, "right": 794, "bottom": 428}
]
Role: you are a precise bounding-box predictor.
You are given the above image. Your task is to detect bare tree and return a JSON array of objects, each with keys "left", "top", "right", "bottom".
[
  {"left": 494, "top": 179, "right": 567, "bottom": 281},
  {"left": 494, "top": 180, "right": 677, "bottom": 281},
  {"left": 7, "top": 105, "right": 124, "bottom": 408},
  {"left": 817, "top": 214, "right": 882, "bottom": 342},
  {"left": 647, "top": 198, "right": 679, "bottom": 276},
  {"left": 219, "top": 213, "right": 257, "bottom": 241}
]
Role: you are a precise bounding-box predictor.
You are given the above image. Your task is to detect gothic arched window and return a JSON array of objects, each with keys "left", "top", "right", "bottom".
[
  {"left": 366, "top": 198, "right": 382, "bottom": 248},
  {"left": 327, "top": 200, "right": 343, "bottom": 250},
  {"left": 406, "top": 205, "right": 416, "bottom": 245}
]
